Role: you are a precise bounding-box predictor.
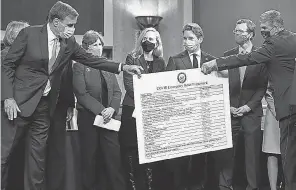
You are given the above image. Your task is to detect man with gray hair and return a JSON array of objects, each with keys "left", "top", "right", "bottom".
[
  {"left": 202, "top": 10, "right": 296, "bottom": 190},
  {"left": 1, "top": 1, "right": 142, "bottom": 190}
]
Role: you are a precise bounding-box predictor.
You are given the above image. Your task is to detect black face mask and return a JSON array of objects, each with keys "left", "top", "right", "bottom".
[
  {"left": 261, "top": 31, "right": 271, "bottom": 39},
  {"left": 141, "top": 40, "right": 156, "bottom": 53},
  {"left": 261, "top": 26, "right": 274, "bottom": 39}
]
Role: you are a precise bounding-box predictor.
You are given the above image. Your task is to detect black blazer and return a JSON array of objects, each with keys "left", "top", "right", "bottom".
[
  {"left": 73, "top": 62, "right": 122, "bottom": 116},
  {"left": 122, "top": 54, "right": 166, "bottom": 107},
  {"left": 166, "top": 50, "right": 216, "bottom": 71},
  {"left": 1, "top": 24, "right": 120, "bottom": 117},
  {"left": 217, "top": 30, "right": 296, "bottom": 120},
  {"left": 225, "top": 47, "right": 268, "bottom": 117}
]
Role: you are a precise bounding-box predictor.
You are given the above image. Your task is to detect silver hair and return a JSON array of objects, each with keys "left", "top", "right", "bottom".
[
  {"left": 48, "top": 1, "right": 79, "bottom": 22},
  {"left": 260, "top": 10, "right": 284, "bottom": 28}
]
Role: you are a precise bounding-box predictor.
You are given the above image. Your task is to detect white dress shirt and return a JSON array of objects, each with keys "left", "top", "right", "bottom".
[
  {"left": 43, "top": 24, "right": 60, "bottom": 96},
  {"left": 188, "top": 49, "right": 201, "bottom": 68}
]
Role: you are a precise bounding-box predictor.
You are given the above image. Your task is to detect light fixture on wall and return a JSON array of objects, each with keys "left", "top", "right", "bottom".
[{"left": 135, "top": 16, "right": 163, "bottom": 30}]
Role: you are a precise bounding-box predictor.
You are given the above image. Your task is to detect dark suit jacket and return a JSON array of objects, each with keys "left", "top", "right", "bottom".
[
  {"left": 56, "top": 61, "right": 75, "bottom": 109},
  {"left": 225, "top": 47, "right": 268, "bottom": 119},
  {"left": 291, "top": 60, "right": 296, "bottom": 105},
  {"left": 122, "top": 54, "right": 166, "bottom": 107},
  {"left": 73, "top": 62, "right": 122, "bottom": 116},
  {"left": 166, "top": 50, "right": 216, "bottom": 71},
  {"left": 217, "top": 30, "right": 296, "bottom": 120},
  {"left": 1, "top": 24, "right": 120, "bottom": 117}
]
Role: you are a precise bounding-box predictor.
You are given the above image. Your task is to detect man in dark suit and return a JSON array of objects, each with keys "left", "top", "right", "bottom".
[
  {"left": 212, "top": 19, "right": 268, "bottom": 190},
  {"left": 46, "top": 61, "right": 75, "bottom": 190},
  {"left": 202, "top": 10, "right": 296, "bottom": 190},
  {"left": 166, "top": 23, "right": 216, "bottom": 190},
  {"left": 1, "top": 1, "right": 142, "bottom": 190}
]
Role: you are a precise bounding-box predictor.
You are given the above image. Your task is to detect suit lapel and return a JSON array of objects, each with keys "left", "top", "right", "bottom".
[
  {"left": 152, "top": 56, "right": 161, "bottom": 72},
  {"left": 200, "top": 51, "right": 210, "bottom": 67},
  {"left": 180, "top": 51, "right": 192, "bottom": 69},
  {"left": 39, "top": 25, "right": 49, "bottom": 72},
  {"left": 139, "top": 55, "right": 148, "bottom": 73},
  {"left": 228, "top": 47, "right": 241, "bottom": 93},
  {"left": 242, "top": 46, "right": 255, "bottom": 83},
  {"left": 51, "top": 39, "right": 67, "bottom": 73},
  {"left": 102, "top": 71, "right": 112, "bottom": 105}
]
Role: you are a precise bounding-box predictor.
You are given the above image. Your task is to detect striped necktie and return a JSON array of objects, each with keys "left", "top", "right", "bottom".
[{"left": 48, "top": 38, "right": 58, "bottom": 73}]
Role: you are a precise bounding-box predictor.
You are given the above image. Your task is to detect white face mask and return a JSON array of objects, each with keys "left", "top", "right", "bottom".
[
  {"left": 60, "top": 27, "right": 75, "bottom": 38},
  {"left": 59, "top": 22, "right": 75, "bottom": 39}
]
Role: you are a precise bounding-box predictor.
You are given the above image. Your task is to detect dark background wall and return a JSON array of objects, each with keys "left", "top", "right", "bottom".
[
  {"left": 1, "top": 0, "right": 104, "bottom": 35},
  {"left": 193, "top": 0, "right": 296, "bottom": 57}
]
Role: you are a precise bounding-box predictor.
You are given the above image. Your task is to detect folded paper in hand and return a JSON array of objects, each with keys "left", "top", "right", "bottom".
[{"left": 93, "top": 115, "right": 121, "bottom": 131}]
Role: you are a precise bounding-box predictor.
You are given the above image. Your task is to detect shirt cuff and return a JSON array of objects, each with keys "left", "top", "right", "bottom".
[{"left": 118, "top": 63, "right": 122, "bottom": 72}]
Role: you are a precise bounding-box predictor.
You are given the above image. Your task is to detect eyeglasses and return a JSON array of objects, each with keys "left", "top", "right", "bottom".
[{"left": 233, "top": 29, "right": 248, "bottom": 34}]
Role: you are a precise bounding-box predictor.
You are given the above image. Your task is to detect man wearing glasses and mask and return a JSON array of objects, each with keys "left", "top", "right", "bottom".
[
  {"left": 211, "top": 19, "right": 268, "bottom": 190},
  {"left": 202, "top": 10, "right": 296, "bottom": 190}
]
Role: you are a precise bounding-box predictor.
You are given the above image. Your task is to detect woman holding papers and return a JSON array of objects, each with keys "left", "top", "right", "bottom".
[
  {"left": 72, "top": 30, "right": 125, "bottom": 190},
  {"left": 119, "top": 27, "right": 166, "bottom": 190}
]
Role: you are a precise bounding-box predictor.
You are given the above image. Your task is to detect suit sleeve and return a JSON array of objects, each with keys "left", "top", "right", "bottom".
[
  {"left": 166, "top": 56, "right": 176, "bottom": 71},
  {"left": 216, "top": 52, "right": 230, "bottom": 78},
  {"left": 71, "top": 40, "right": 120, "bottom": 74},
  {"left": 246, "top": 65, "right": 268, "bottom": 110},
  {"left": 72, "top": 62, "right": 105, "bottom": 115},
  {"left": 217, "top": 39, "right": 274, "bottom": 71},
  {"left": 58, "top": 61, "right": 75, "bottom": 108},
  {"left": 109, "top": 75, "right": 122, "bottom": 114},
  {"left": 1, "top": 28, "right": 28, "bottom": 100},
  {"left": 159, "top": 59, "right": 166, "bottom": 72},
  {"left": 123, "top": 54, "right": 135, "bottom": 99}
]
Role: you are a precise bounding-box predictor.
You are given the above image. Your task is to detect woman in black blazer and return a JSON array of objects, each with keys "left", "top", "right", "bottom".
[
  {"left": 119, "top": 27, "right": 166, "bottom": 190},
  {"left": 73, "top": 30, "right": 125, "bottom": 190}
]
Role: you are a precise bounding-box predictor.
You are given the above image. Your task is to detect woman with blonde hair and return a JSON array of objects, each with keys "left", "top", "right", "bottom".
[{"left": 119, "top": 27, "right": 166, "bottom": 190}]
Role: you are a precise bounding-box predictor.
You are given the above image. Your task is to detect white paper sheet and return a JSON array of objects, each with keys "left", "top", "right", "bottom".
[
  {"left": 93, "top": 115, "right": 121, "bottom": 132},
  {"left": 133, "top": 68, "right": 232, "bottom": 164}
]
